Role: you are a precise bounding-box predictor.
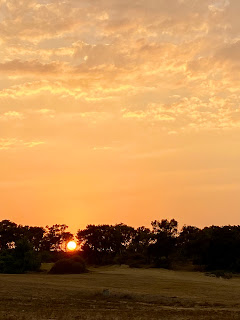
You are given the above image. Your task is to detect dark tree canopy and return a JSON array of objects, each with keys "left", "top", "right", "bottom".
[
  {"left": 0, "top": 220, "right": 18, "bottom": 250},
  {"left": 77, "top": 223, "right": 135, "bottom": 264},
  {"left": 41, "top": 224, "right": 72, "bottom": 251},
  {"left": 1, "top": 218, "right": 240, "bottom": 273}
]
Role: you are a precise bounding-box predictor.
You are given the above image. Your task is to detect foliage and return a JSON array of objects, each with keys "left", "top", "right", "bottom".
[
  {"left": 0, "top": 238, "right": 41, "bottom": 273},
  {"left": 41, "top": 224, "right": 73, "bottom": 251},
  {"left": 0, "top": 220, "right": 73, "bottom": 253},
  {"left": 77, "top": 223, "right": 135, "bottom": 264},
  {"left": 0, "top": 220, "right": 18, "bottom": 250},
  {"left": 148, "top": 219, "right": 178, "bottom": 267},
  {"left": 177, "top": 225, "right": 240, "bottom": 272},
  {"left": 2, "top": 218, "right": 240, "bottom": 273},
  {"left": 205, "top": 270, "right": 233, "bottom": 279},
  {"left": 125, "top": 253, "right": 149, "bottom": 268},
  {"left": 76, "top": 220, "right": 240, "bottom": 272},
  {"left": 40, "top": 250, "right": 68, "bottom": 263},
  {"left": 49, "top": 255, "right": 87, "bottom": 274}
]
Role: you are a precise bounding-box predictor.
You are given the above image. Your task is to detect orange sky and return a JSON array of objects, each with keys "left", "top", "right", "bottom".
[{"left": 1, "top": 0, "right": 240, "bottom": 233}]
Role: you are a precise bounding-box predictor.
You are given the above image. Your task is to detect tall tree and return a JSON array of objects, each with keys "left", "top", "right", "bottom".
[
  {"left": 0, "top": 220, "right": 18, "bottom": 250},
  {"left": 77, "top": 223, "right": 135, "bottom": 264},
  {"left": 42, "top": 224, "right": 72, "bottom": 251},
  {"left": 149, "top": 219, "right": 178, "bottom": 267},
  {"left": 130, "top": 226, "right": 152, "bottom": 254}
]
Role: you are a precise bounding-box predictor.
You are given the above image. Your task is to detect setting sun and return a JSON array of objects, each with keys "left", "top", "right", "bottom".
[{"left": 67, "top": 241, "right": 77, "bottom": 251}]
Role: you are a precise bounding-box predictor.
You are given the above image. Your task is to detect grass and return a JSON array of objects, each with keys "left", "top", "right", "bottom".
[{"left": 1, "top": 265, "right": 240, "bottom": 319}]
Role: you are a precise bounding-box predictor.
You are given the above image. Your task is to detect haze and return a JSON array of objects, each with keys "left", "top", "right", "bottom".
[{"left": 1, "top": 0, "right": 240, "bottom": 232}]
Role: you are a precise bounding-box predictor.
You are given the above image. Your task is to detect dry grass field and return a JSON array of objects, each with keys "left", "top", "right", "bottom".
[{"left": 0, "top": 265, "right": 240, "bottom": 320}]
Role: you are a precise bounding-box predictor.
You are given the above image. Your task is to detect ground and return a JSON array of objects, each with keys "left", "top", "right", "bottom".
[{"left": 0, "top": 265, "right": 240, "bottom": 319}]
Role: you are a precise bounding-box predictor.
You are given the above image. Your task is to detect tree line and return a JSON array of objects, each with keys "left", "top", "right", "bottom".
[{"left": 1, "top": 218, "right": 240, "bottom": 273}]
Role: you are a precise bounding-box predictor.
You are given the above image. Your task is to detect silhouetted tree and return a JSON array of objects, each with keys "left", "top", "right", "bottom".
[
  {"left": 149, "top": 219, "right": 178, "bottom": 267},
  {"left": 177, "top": 225, "right": 200, "bottom": 261},
  {"left": 77, "top": 223, "right": 135, "bottom": 264},
  {"left": 130, "top": 226, "right": 152, "bottom": 254},
  {"left": 62, "top": 231, "right": 74, "bottom": 250},
  {"left": 0, "top": 220, "right": 18, "bottom": 250},
  {"left": 2, "top": 218, "right": 240, "bottom": 273},
  {"left": 16, "top": 225, "right": 45, "bottom": 251},
  {"left": 0, "top": 238, "right": 41, "bottom": 273},
  {"left": 28, "top": 226, "right": 46, "bottom": 251},
  {"left": 151, "top": 219, "right": 178, "bottom": 236},
  {"left": 42, "top": 224, "right": 72, "bottom": 251}
]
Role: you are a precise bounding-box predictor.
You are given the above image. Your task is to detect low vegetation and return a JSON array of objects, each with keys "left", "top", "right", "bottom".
[
  {"left": 49, "top": 256, "right": 87, "bottom": 274},
  {"left": 1, "top": 218, "right": 240, "bottom": 275},
  {"left": 0, "top": 239, "right": 41, "bottom": 274},
  {"left": 0, "top": 266, "right": 240, "bottom": 320}
]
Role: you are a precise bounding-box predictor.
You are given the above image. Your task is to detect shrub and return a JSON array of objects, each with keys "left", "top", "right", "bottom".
[
  {"left": 40, "top": 250, "right": 67, "bottom": 263},
  {"left": 49, "top": 256, "right": 87, "bottom": 274},
  {"left": 154, "top": 256, "right": 170, "bottom": 269},
  {"left": 205, "top": 270, "right": 233, "bottom": 279},
  {"left": 0, "top": 239, "right": 41, "bottom": 274},
  {"left": 125, "top": 253, "right": 148, "bottom": 268},
  {"left": 206, "top": 270, "right": 233, "bottom": 279}
]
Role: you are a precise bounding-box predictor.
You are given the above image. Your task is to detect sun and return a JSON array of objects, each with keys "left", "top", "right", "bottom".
[{"left": 67, "top": 241, "right": 77, "bottom": 251}]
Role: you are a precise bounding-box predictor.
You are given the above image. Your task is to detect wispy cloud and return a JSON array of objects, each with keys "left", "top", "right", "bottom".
[
  {"left": 1, "top": 0, "right": 240, "bottom": 227},
  {"left": 0, "top": 138, "right": 44, "bottom": 150}
]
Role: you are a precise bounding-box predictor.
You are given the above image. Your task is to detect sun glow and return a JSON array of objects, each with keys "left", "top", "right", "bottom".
[{"left": 67, "top": 241, "right": 77, "bottom": 251}]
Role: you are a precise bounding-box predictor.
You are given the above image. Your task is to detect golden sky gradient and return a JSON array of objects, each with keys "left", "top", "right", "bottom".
[{"left": 1, "top": 0, "right": 240, "bottom": 232}]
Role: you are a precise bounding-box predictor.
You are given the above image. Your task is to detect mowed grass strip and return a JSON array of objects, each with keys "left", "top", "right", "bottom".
[{"left": 1, "top": 266, "right": 240, "bottom": 319}]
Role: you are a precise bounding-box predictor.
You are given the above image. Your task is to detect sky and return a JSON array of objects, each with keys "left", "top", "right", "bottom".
[{"left": 0, "top": 0, "right": 240, "bottom": 233}]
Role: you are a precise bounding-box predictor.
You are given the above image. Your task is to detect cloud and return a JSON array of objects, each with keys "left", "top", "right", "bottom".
[
  {"left": 0, "top": 138, "right": 44, "bottom": 150},
  {"left": 0, "top": 111, "right": 24, "bottom": 120},
  {"left": 216, "top": 41, "right": 240, "bottom": 63},
  {"left": 36, "top": 109, "right": 54, "bottom": 114},
  {"left": 0, "top": 60, "right": 65, "bottom": 76},
  {"left": 93, "top": 146, "right": 113, "bottom": 151},
  {"left": 122, "top": 96, "right": 240, "bottom": 131},
  {"left": 0, "top": 0, "right": 88, "bottom": 42},
  {"left": 1, "top": 0, "right": 240, "bottom": 228},
  {"left": 0, "top": 0, "right": 240, "bottom": 135}
]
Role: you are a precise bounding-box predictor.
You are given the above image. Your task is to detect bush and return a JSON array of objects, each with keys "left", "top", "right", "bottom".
[
  {"left": 49, "top": 256, "right": 87, "bottom": 274},
  {"left": 40, "top": 250, "right": 67, "bottom": 263},
  {"left": 205, "top": 270, "right": 233, "bottom": 279},
  {"left": 154, "top": 256, "right": 170, "bottom": 269},
  {"left": 0, "top": 239, "right": 41, "bottom": 274},
  {"left": 125, "top": 253, "right": 148, "bottom": 268}
]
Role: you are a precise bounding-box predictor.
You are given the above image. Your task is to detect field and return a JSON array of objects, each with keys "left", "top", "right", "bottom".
[{"left": 1, "top": 265, "right": 240, "bottom": 320}]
